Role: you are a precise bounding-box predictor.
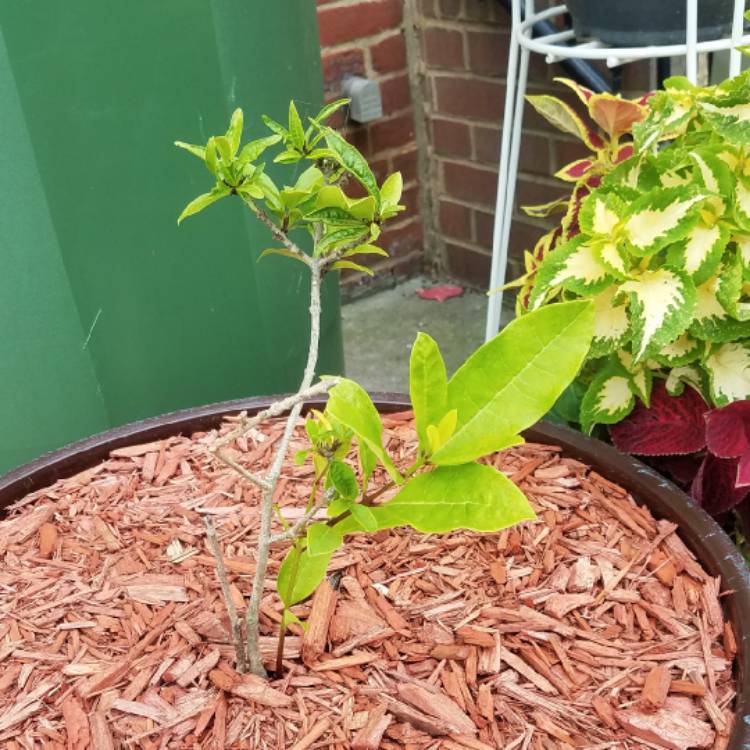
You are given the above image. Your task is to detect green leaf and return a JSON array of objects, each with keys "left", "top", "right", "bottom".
[
  {"left": 277, "top": 543, "right": 332, "bottom": 607},
  {"left": 321, "top": 126, "right": 380, "bottom": 202},
  {"left": 620, "top": 267, "right": 696, "bottom": 361},
  {"left": 314, "top": 98, "right": 350, "bottom": 124},
  {"left": 431, "top": 301, "right": 594, "bottom": 465},
  {"left": 331, "top": 260, "right": 373, "bottom": 276},
  {"left": 668, "top": 221, "right": 728, "bottom": 284},
  {"left": 329, "top": 460, "right": 358, "bottom": 502},
  {"left": 177, "top": 185, "right": 231, "bottom": 224},
  {"left": 262, "top": 114, "right": 288, "bottom": 138},
  {"left": 174, "top": 140, "right": 206, "bottom": 160},
  {"left": 380, "top": 172, "right": 403, "bottom": 207},
  {"left": 689, "top": 266, "right": 750, "bottom": 342},
  {"left": 653, "top": 332, "right": 702, "bottom": 366},
  {"left": 359, "top": 441, "right": 377, "bottom": 493},
  {"left": 257, "top": 247, "right": 305, "bottom": 264},
  {"left": 622, "top": 187, "right": 706, "bottom": 257},
  {"left": 427, "top": 410, "right": 457, "bottom": 454},
  {"left": 580, "top": 360, "right": 635, "bottom": 433},
  {"left": 239, "top": 134, "right": 282, "bottom": 164},
  {"left": 225, "top": 108, "right": 243, "bottom": 155},
  {"left": 666, "top": 364, "right": 705, "bottom": 397},
  {"left": 274, "top": 149, "right": 303, "bottom": 164},
  {"left": 350, "top": 504, "right": 378, "bottom": 532},
  {"left": 288, "top": 101, "right": 306, "bottom": 150},
  {"left": 371, "top": 463, "right": 535, "bottom": 533},
  {"left": 526, "top": 94, "right": 600, "bottom": 149},
  {"left": 579, "top": 192, "right": 624, "bottom": 236},
  {"left": 343, "top": 244, "right": 389, "bottom": 259},
  {"left": 307, "top": 515, "right": 362, "bottom": 557},
  {"left": 409, "top": 333, "right": 448, "bottom": 453},
  {"left": 326, "top": 379, "right": 402, "bottom": 483}
]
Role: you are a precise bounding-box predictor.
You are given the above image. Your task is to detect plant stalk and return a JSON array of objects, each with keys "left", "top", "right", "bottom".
[{"left": 244, "top": 259, "right": 324, "bottom": 676}]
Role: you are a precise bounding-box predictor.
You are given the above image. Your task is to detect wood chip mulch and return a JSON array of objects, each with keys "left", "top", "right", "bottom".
[{"left": 0, "top": 410, "right": 737, "bottom": 749}]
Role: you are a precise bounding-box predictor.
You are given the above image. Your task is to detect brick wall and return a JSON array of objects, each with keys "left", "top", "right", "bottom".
[
  {"left": 317, "top": 0, "right": 653, "bottom": 291},
  {"left": 317, "top": 0, "right": 424, "bottom": 295},
  {"left": 418, "top": 0, "right": 653, "bottom": 287}
]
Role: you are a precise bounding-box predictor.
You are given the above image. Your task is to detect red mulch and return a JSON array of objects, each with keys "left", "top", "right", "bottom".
[{"left": 0, "top": 411, "right": 737, "bottom": 749}]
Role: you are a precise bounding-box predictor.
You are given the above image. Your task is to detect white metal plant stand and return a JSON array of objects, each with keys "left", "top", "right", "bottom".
[{"left": 485, "top": 0, "right": 750, "bottom": 341}]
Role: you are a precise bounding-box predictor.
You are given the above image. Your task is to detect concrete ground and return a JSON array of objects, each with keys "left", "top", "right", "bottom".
[{"left": 341, "top": 276, "right": 514, "bottom": 393}]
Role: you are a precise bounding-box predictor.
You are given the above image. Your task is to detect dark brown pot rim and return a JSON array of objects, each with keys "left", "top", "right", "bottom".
[{"left": 2, "top": 393, "right": 749, "bottom": 745}]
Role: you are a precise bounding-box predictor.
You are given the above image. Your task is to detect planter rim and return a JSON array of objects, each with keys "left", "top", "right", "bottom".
[{"left": 2, "top": 392, "right": 749, "bottom": 745}]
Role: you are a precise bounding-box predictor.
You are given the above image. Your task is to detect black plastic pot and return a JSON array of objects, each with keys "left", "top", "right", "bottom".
[
  {"left": 2, "top": 393, "right": 749, "bottom": 746},
  {"left": 566, "top": 0, "right": 735, "bottom": 46}
]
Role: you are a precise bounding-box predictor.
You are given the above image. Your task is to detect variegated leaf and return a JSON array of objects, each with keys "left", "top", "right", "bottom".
[
  {"left": 580, "top": 361, "right": 635, "bottom": 434},
  {"left": 689, "top": 264, "right": 750, "bottom": 342},
  {"left": 705, "top": 341, "right": 750, "bottom": 405},
  {"left": 555, "top": 158, "right": 596, "bottom": 182},
  {"left": 620, "top": 268, "right": 696, "bottom": 361},
  {"left": 689, "top": 150, "right": 734, "bottom": 199},
  {"left": 526, "top": 95, "right": 602, "bottom": 150},
  {"left": 623, "top": 187, "right": 705, "bottom": 257},
  {"left": 595, "top": 241, "right": 629, "bottom": 278},
  {"left": 590, "top": 286, "right": 629, "bottom": 358},
  {"left": 734, "top": 178, "right": 750, "bottom": 230},
  {"left": 522, "top": 196, "right": 569, "bottom": 218},
  {"left": 735, "top": 234, "right": 750, "bottom": 280},
  {"left": 700, "top": 101, "right": 750, "bottom": 144},
  {"left": 617, "top": 350, "right": 653, "bottom": 406},
  {"left": 665, "top": 364, "right": 705, "bottom": 397},
  {"left": 529, "top": 236, "right": 613, "bottom": 308},
  {"left": 666, "top": 221, "right": 727, "bottom": 284},
  {"left": 653, "top": 332, "right": 701, "bottom": 366},
  {"left": 579, "top": 192, "right": 623, "bottom": 236},
  {"left": 588, "top": 94, "right": 646, "bottom": 138}
]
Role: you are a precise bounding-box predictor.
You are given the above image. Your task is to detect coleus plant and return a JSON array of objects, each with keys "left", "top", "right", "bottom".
[
  {"left": 610, "top": 381, "right": 750, "bottom": 515},
  {"left": 522, "top": 70, "right": 750, "bottom": 435},
  {"left": 509, "top": 78, "right": 648, "bottom": 311},
  {"left": 176, "top": 101, "right": 595, "bottom": 677}
]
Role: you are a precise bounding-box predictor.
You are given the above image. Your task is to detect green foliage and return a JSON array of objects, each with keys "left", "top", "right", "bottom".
[
  {"left": 519, "top": 70, "right": 750, "bottom": 431},
  {"left": 175, "top": 99, "right": 403, "bottom": 268}
]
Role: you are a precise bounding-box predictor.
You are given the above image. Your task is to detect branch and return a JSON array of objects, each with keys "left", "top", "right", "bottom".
[
  {"left": 202, "top": 515, "right": 247, "bottom": 673},
  {"left": 212, "top": 449, "right": 271, "bottom": 492},
  {"left": 243, "top": 199, "right": 311, "bottom": 267},
  {"left": 244, "top": 259, "right": 326, "bottom": 676},
  {"left": 270, "top": 488, "right": 335, "bottom": 544}
]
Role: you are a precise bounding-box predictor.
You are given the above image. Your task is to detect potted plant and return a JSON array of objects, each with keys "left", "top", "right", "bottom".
[
  {"left": 0, "top": 100, "right": 747, "bottom": 748},
  {"left": 520, "top": 70, "right": 750, "bottom": 533},
  {"left": 565, "top": 0, "right": 735, "bottom": 47}
]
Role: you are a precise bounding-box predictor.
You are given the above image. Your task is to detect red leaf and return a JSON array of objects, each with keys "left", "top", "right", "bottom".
[
  {"left": 691, "top": 454, "right": 750, "bottom": 515},
  {"left": 416, "top": 285, "right": 464, "bottom": 303},
  {"left": 650, "top": 454, "right": 702, "bottom": 488},
  {"left": 704, "top": 400, "right": 750, "bottom": 458},
  {"left": 639, "top": 91, "right": 656, "bottom": 106},
  {"left": 615, "top": 144, "right": 634, "bottom": 163},
  {"left": 609, "top": 381, "right": 708, "bottom": 455},
  {"left": 561, "top": 159, "right": 594, "bottom": 179}
]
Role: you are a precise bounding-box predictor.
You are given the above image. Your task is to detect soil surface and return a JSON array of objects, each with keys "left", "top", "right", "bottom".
[{"left": 0, "top": 411, "right": 737, "bottom": 749}]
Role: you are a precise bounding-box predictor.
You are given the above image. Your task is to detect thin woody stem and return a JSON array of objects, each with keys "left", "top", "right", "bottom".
[
  {"left": 244, "top": 201, "right": 312, "bottom": 267},
  {"left": 270, "top": 487, "right": 334, "bottom": 544},
  {"left": 244, "top": 258, "right": 324, "bottom": 676},
  {"left": 202, "top": 515, "right": 247, "bottom": 673}
]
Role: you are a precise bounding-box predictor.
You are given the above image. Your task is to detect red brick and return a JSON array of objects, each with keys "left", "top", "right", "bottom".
[
  {"left": 370, "top": 32, "right": 407, "bottom": 74},
  {"left": 467, "top": 30, "right": 508, "bottom": 76},
  {"left": 400, "top": 185, "right": 420, "bottom": 220},
  {"left": 443, "top": 161, "right": 497, "bottom": 205},
  {"left": 437, "top": 0, "right": 461, "bottom": 18},
  {"left": 473, "top": 125, "right": 500, "bottom": 164},
  {"left": 519, "top": 132, "right": 552, "bottom": 175},
  {"left": 381, "top": 74, "right": 411, "bottom": 115},
  {"left": 474, "top": 209, "right": 495, "bottom": 247},
  {"left": 322, "top": 48, "right": 365, "bottom": 94},
  {"left": 432, "top": 118, "right": 471, "bottom": 158},
  {"left": 370, "top": 157, "right": 390, "bottom": 185},
  {"left": 423, "top": 27, "right": 465, "bottom": 69},
  {"left": 391, "top": 148, "right": 419, "bottom": 183},
  {"left": 318, "top": 0, "right": 402, "bottom": 47},
  {"left": 553, "top": 137, "right": 590, "bottom": 173},
  {"left": 419, "top": 0, "right": 437, "bottom": 17},
  {"left": 435, "top": 76, "right": 504, "bottom": 121},
  {"left": 342, "top": 125, "right": 371, "bottom": 160},
  {"left": 445, "top": 243, "right": 491, "bottom": 286},
  {"left": 464, "top": 0, "right": 509, "bottom": 24},
  {"left": 370, "top": 111, "right": 416, "bottom": 153},
  {"left": 380, "top": 218, "right": 424, "bottom": 257},
  {"left": 510, "top": 220, "right": 550, "bottom": 257},
  {"left": 439, "top": 200, "right": 472, "bottom": 240}
]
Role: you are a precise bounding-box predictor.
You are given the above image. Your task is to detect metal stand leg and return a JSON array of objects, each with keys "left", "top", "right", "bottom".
[
  {"left": 730, "top": 0, "right": 745, "bottom": 77},
  {"left": 686, "top": 0, "right": 698, "bottom": 83},
  {"left": 485, "top": 36, "right": 529, "bottom": 341}
]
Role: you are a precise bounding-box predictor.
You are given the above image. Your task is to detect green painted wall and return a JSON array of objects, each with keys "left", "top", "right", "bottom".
[{"left": 0, "top": 2, "right": 343, "bottom": 474}]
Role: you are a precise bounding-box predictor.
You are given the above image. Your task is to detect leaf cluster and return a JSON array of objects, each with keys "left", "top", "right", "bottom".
[
  {"left": 519, "top": 71, "right": 750, "bottom": 432},
  {"left": 175, "top": 100, "right": 405, "bottom": 275},
  {"left": 276, "top": 302, "right": 594, "bottom": 610}
]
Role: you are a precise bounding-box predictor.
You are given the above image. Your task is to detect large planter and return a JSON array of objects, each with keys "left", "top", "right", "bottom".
[
  {"left": 2, "top": 394, "right": 749, "bottom": 747},
  {"left": 566, "top": 0, "right": 735, "bottom": 46}
]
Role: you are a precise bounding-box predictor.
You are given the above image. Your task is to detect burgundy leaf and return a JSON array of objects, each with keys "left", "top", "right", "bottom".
[
  {"left": 704, "top": 400, "right": 750, "bottom": 458},
  {"left": 691, "top": 453, "right": 750, "bottom": 515},
  {"left": 609, "top": 381, "right": 708, "bottom": 455},
  {"left": 562, "top": 159, "right": 594, "bottom": 179},
  {"left": 615, "top": 144, "right": 634, "bottom": 163},
  {"left": 738, "top": 449, "right": 750, "bottom": 487},
  {"left": 649, "top": 454, "right": 702, "bottom": 488}
]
